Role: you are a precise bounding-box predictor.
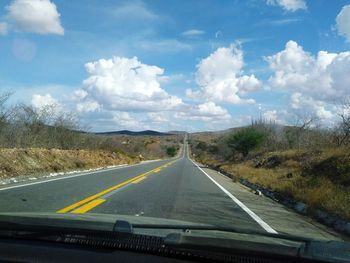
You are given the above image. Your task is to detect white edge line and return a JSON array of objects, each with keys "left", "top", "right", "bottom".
[
  {"left": 0, "top": 159, "right": 164, "bottom": 192},
  {"left": 190, "top": 159, "right": 278, "bottom": 234}
]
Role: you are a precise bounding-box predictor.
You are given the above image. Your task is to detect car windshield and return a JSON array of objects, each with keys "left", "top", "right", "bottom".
[{"left": 0, "top": 0, "right": 349, "bottom": 250}]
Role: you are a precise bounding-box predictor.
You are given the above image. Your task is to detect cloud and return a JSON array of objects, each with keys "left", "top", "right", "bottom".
[
  {"left": 158, "top": 73, "right": 186, "bottom": 84},
  {"left": 257, "top": 18, "right": 302, "bottom": 26},
  {"left": 181, "top": 29, "right": 205, "bottom": 37},
  {"left": 215, "top": 31, "right": 223, "bottom": 39},
  {"left": 78, "top": 56, "right": 184, "bottom": 113},
  {"left": 262, "top": 110, "right": 278, "bottom": 122},
  {"left": 146, "top": 112, "right": 169, "bottom": 123},
  {"left": 290, "top": 92, "right": 334, "bottom": 119},
  {"left": 72, "top": 89, "right": 101, "bottom": 113},
  {"left": 6, "top": 0, "right": 64, "bottom": 35},
  {"left": 112, "top": 112, "right": 145, "bottom": 130},
  {"left": 336, "top": 4, "right": 350, "bottom": 43},
  {"left": 136, "top": 39, "right": 192, "bottom": 53},
  {"left": 266, "top": 40, "right": 350, "bottom": 101},
  {"left": 266, "top": 0, "right": 307, "bottom": 12},
  {"left": 12, "top": 38, "right": 37, "bottom": 61},
  {"left": 269, "top": 18, "right": 301, "bottom": 25},
  {"left": 67, "top": 55, "right": 234, "bottom": 131},
  {"left": 265, "top": 40, "right": 350, "bottom": 121},
  {"left": 175, "top": 102, "right": 231, "bottom": 123},
  {"left": 186, "top": 44, "right": 262, "bottom": 104},
  {"left": 31, "top": 93, "right": 60, "bottom": 109},
  {"left": 261, "top": 109, "right": 291, "bottom": 124},
  {"left": 113, "top": 0, "right": 158, "bottom": 21},
  {"left": 77, "top": 100, "right": 101, "bottom": 113},
  {"left": 0, "top": 22, "right": 8, "bottom": 35}
]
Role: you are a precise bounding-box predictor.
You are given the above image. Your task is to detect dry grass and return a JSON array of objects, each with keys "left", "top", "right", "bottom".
[
  {"left": 0, "top": 148, "right": 140, "bottom": 179},
  {"left": 199, "top": 147, "right": 350, "bottom": 220},
  {"left": 99, "top": 135, "right": 182, "bottom": 159},
  {"left": 0, "top": 134, "right": 182, "bottom": 180}
]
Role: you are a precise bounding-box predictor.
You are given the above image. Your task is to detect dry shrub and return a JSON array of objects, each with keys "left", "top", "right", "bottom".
[{"left": 205, "top": 147, "right": 350, "bottom": 220}]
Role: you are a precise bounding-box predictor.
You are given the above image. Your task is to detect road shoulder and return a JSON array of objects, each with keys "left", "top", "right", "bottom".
[
  {"left": 199, "top": 165, "right": 344, "bottom": 241},
  {"left": 0, "top": 159, "right": 165, "bottom": 191}
]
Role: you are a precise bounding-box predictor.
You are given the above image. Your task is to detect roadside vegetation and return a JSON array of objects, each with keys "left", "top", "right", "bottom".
[
  {"left": 0, "top": 91, "right": 181, "bottom": 180},
  {"left": 0, "top": 148, "right": 140, "bottom": 179},
  {"left": 190, "top": 103, "right": 350, "bottom": 220},
  {"left": 166, "top": 146, "right": 178, "bottom": 157}
]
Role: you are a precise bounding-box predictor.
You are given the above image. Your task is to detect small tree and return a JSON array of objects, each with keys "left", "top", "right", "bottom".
[
  {"left": 196, "top": 141, "right": 207, "bottom": 151},
  {"left": 227, "top": 127, "right": 267, "bottom": 157},
  {"left": 334, "top": 100, "right": 350, "bottom": 147},
  {"left": 166, "top": 146, "right": 177, "bottom": 157},
  {"left": 0, "top": 91, "right": 12, "bottom": 124}
]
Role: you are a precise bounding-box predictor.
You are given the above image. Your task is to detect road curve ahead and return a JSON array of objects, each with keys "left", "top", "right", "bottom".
[{"left": 0, "top": 142, "right": 343, "bottom": 240}]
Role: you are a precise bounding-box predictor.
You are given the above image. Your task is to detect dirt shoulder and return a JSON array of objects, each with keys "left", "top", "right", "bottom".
[
  {"left": 0, "top": 148, "right": 141, "bottom": 183},
  {"left": 199, "top": 164, "right": 345, "bottom": 241},
  {"left": 193, "top": 148, "right": 350, "bottom": 223}
]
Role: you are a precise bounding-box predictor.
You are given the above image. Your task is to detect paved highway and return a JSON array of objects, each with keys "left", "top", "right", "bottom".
[{"left": 0, "top": 142, "right": 343, "bottom": 240}]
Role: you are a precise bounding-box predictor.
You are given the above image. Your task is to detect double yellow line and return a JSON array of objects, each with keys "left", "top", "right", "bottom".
[{"left": 57, "top": 160, "right": 177, "bottom": 214}]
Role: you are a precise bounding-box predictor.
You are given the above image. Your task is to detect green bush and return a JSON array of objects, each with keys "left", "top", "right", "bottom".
[
  {"left": 196, "top": 141, "right": 207, "bottom": 150},
  {"left": 208, "top": 145, "right": 219, "bottom": 154},
  {"left": 227, "top": 127, "right": 267, "bottom": 157},
  {"left": 166, "top": 146, "right": 177, "bottom": 157}
]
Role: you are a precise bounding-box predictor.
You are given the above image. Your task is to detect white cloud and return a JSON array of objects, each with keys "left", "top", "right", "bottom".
[
  {"left": 77, "top": 100, "right": 100, "bottom": 113},
  {"left": 158, "top": 73, "right": 186, "bottom": 84},
  {"left": 262, "top": 110, "right": 278, "bottom": 122},
  {"left": 215, "top": 31, "right": 223, "bottom": 39},
  {"left": 261, "top": 109, "right": 291, "bottom": 124},
  {"left": 266, "top": 41, "right": 350, "bottom": 121},
  {"left": 146, "top": 112, "right": 168, "bottom": 123},
  {"left": 0, "top": 22, "right": 8, "bottom": 35},
  {"left": 112, "top": 112, "right": 144, "bottom": 130},
  {"left": 31, "top": 93, "right": 59, "bottom": 109},
  {"left": 270, "top": 18, "right": 301, "bottom": 25},
  {"left": 258, "top": 18, "right": 302, "bottom": 26},
  {"left": 68, "top": 55, "right": 236, "bottom": 131},
  {"left": 266, "top": 0, "right": 307, "bottom": 12},
  {"left": 290, "top": 92, "right": 334, "bottom": 119},
  {"left": 186, "top": 44, "right": 262, "bottom": 104},
  {"left": 266, "top": 40, "right": 350, "bottom": 101},
  {"left": 73, "top": 89, "right": 88, "bottom": 100},
  {"left": 136, "top": 39, "right": 192, "bottom": 53},
  {"left": 265, "top": 40, "right": 350, "bottom": 121},
  {"left": 72, "top": 90, "right": 101, "bottom": 113},
  {"left": 12, "top": 38, "right": 37, "bottom": 61},
  {"left": 79, "top": 56, "right": 184, "bottom": 113},
  {"left": 181, "top": 29, "right": 205, "bottom": 37},
  {"left": 6, "top": 0, "right": 64, "bottom": 35},
  {"left": 113, "top": 0, "right": 158, "bottom": 21},
  {"left": 175, "top": 102, "right": 231, "bottom": 122},
  {"left": 336, "top": 4, "right": 350, "bottom": 43}
]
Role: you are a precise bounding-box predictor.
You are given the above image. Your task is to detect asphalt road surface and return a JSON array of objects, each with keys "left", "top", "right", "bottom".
[{"left": 0, "top": 143, "right": 344, "bottom": 240}]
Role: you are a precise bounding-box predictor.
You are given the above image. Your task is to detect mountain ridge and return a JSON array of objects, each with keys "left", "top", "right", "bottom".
[{"left": 94, "top": 130, "right": 174, "bottom": 136}]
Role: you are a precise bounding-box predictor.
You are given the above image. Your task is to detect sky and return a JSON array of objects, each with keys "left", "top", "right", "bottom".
[{"left": 1, "top": 0, "right": 350, "bottom": 132}]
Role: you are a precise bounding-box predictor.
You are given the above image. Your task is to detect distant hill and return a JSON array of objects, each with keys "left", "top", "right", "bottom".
[
  {"left": 190, "top": 128, "right": 237, "bottom": 136},
  {"left": 94, "top": 130, "right": 173, "bottom": 136},
  {"left": 190, "top": 123, "right": 292, "bottom": 136},
  {"left": 167, "top": 131, "right": 188, "bottom": 135},
  {"left": 189, "top": 124, "right": 290, "bottom": 138}
]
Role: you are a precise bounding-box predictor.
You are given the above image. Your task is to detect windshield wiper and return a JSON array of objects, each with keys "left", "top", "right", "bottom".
[
  {"left": 130, "top": 222, "right": 313, "bottom": 242},
  {"left": 0, "top": 219, "right": 313, "bottom": 243},
  {"left": 0, "top": 220, "right": 349, "bottom": 262}
]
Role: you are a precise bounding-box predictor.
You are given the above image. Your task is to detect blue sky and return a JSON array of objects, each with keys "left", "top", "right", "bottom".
[{"left": 1, "top": 0, "right": 350, "bottom": 132}]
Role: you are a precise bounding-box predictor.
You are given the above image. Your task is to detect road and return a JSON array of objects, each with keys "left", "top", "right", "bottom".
[{"left": 0, "top": 142, "right": 343, "bottom": 240}]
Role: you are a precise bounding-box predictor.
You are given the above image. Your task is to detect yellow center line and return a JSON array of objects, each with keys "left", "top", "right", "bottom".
[
  {"left": 131, "top": 176, "right": 146, "bottom": 184},
  {"left": 153, "top": 168, "right": 161, "bottom": 173},
  {"left": 57, "top": 160, "right": 176, "bottom": 214},
  {"left": 71, "top": 198, "right": 106, "bottom": 214}
]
